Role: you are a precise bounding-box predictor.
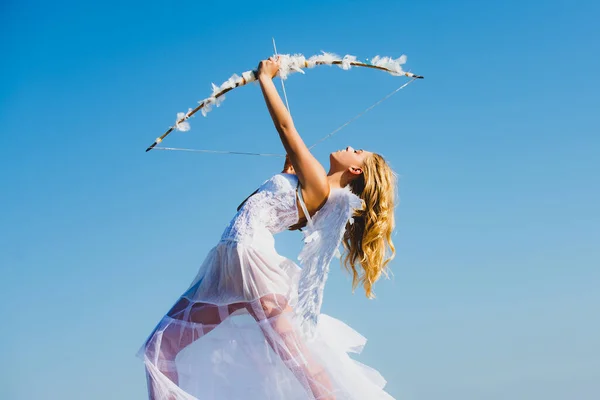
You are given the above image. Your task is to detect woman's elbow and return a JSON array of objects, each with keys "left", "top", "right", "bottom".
[{"left": 277, "top": 120, "right": 295, "bottom": 134}]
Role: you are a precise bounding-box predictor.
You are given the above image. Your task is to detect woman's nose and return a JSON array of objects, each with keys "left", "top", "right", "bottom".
[{"left": 346, "top": 146, "right": 354, "bottom": 152}]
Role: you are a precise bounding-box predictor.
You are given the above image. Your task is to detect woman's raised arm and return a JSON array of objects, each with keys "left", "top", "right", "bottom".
[{"left": 257, "top": 57, "right": 329, "bottom": 209}]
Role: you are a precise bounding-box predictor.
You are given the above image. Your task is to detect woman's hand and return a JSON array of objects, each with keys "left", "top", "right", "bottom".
[{"left": 257, "top": 56, "right": 280, "bottom": 80}]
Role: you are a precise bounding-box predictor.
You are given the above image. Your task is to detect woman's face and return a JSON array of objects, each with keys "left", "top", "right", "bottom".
[{"left": 330, "top": 146, "right": 372, "bottom": 174}]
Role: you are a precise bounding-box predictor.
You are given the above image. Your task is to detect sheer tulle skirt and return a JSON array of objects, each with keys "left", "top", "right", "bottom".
[{"left": 138, "top": 240, "right": 394, "bottom": 399}]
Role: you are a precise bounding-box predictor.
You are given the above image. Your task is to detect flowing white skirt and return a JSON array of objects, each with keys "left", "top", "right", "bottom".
[{"left": 138, "top": 239, "right": 394, "bottom": 399}]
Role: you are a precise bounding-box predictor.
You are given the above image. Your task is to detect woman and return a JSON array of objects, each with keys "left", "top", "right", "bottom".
[{"left": 139, "top": 57, "right": 397, "bottom": 399}]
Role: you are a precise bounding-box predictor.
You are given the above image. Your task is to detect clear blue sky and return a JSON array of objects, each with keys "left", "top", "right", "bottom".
[{"left": 1, "top": 0, "right": 599, "bottom": 399}]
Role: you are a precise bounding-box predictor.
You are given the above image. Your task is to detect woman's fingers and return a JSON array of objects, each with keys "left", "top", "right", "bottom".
[{"left": 257, "top": 56, "right": 282, "bottom": 79}]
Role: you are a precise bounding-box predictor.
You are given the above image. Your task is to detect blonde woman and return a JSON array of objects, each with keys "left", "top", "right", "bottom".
[{"left": 139, "top": 57, "right": 397, "bottom": 400}]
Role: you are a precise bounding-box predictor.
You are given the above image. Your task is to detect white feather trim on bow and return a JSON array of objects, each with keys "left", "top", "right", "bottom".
[{"left": 173, "top": 52, "right": 408, "bottom": 131}]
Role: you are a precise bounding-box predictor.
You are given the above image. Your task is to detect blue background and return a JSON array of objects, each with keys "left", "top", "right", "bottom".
[{"left": 1, "top": 0, "right": 599, "bottom": 399}]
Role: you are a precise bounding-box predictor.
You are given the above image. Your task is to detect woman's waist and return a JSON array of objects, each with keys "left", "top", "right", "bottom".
[{"left": 220, "top": 224, "right": 275, "bottom": 247}]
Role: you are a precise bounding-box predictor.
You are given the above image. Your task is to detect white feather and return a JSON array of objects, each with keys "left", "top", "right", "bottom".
[
  {"left": 211, "top": 83, "right": 220, "bottom": 97},
  {"left": 318, "top": 51, "right": 341, "bottom": 64},
  {"left": 201, "top": 97, "right": 216, "bottom": 117},
  {"left": 175, "top": 111, "right": 190, "bottom": 132},
  {"left": 371, "top": 55, "right": 407, "bottom": 76},
  {"left": 241, "top": 70, "right": 255, "bottom": 83},
  {"left": 296, "top": 186, "right": 364, "bottom": 338},
  {"left": 340, "top": 54, "right": 357, "bottom": 70},
  {"left": 278, "top": 54, "right": 306, "bottom": 80},
  {"left": 219, "top": 73, "right": 242, "bottom": 91},
  {"left": 306, "top": 51, "right": 341, "bottom": 68}
]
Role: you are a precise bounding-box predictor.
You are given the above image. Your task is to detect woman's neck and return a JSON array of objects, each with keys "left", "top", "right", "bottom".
[{"left": 327, "top": 170, "right": 351, "bottom": 189}]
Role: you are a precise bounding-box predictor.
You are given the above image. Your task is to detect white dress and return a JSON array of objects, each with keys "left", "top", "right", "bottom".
[{"left": 139, "top": 173, "right": 394, "bottom": 399}]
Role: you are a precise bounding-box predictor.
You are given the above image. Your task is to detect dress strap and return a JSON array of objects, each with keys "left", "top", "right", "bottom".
[{"left": 296, "top": 182, "right": 313, "bottom": 227}]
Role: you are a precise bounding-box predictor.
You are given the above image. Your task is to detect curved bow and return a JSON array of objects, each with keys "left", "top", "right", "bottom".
[{"left": 145, "top": 52, "right": 423, "bottom": 152}]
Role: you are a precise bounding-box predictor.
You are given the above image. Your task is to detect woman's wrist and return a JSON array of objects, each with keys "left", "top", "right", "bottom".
[{"left": 257, "top": 73, "right": 272, "bottom": 84}]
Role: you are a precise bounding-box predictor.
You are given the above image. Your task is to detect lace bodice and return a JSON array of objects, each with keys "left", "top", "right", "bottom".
[{"left": 221, "top": 174, "right": 300, "bottom": 244}]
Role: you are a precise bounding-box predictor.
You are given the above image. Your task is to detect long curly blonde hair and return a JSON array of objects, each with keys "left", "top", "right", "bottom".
[{"left": 343, "top": 153, "right": 397, "bottom": 298}]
